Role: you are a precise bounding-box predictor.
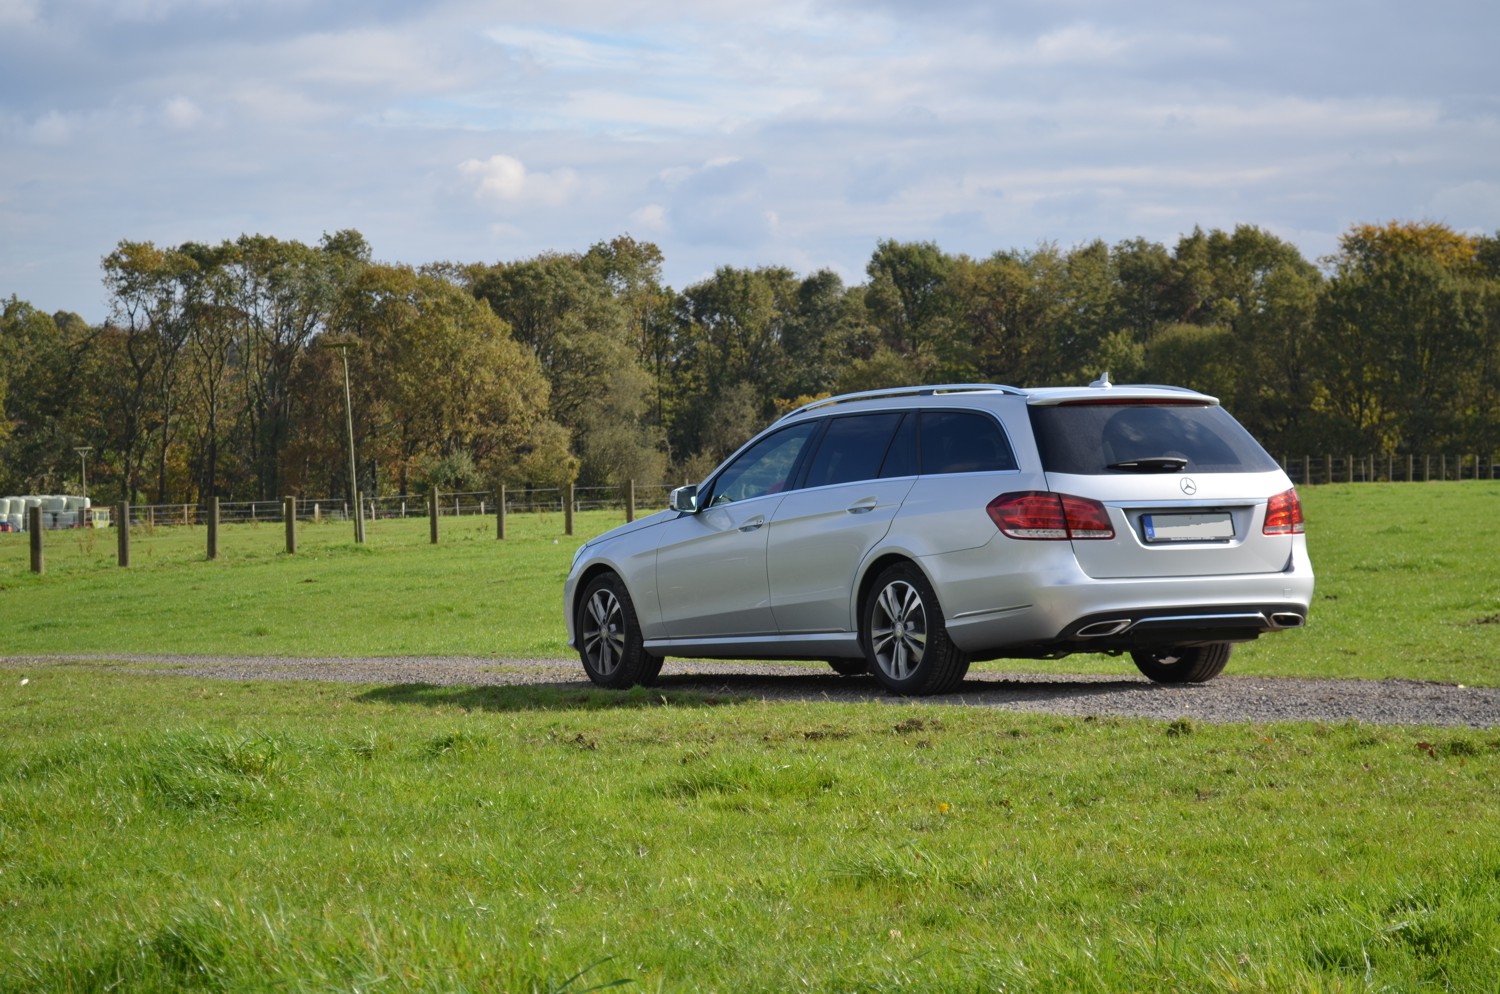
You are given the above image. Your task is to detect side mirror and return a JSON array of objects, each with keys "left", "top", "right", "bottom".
[{"left": 669, "top": 484, "right": 699, "bottom": 513}]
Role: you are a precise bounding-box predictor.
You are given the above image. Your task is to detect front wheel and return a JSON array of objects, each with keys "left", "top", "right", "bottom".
[
  {"left": 577, "top": 573, "right": 658, "bottom": 688},
  {"left": 1131, "top": 643, "right": 1232, "bottom": 684},
  {"left": 862, "top": 563, "right": 970, "bottom": 695}
]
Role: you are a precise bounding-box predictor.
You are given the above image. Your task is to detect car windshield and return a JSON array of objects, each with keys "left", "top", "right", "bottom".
[{"left": 1028, "top": 402, "right": 1279, "bottom": 475}]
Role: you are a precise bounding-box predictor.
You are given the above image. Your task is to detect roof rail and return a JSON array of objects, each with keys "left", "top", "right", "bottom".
[{"left": 776, "top": 383, "right": 1025, "bottom": 422}]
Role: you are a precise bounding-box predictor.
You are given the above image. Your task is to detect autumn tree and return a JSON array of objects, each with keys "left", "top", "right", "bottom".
[
  {"left": 472, "top": 251, "right": 664, "bottom": 487},
  {"left": 1315, "top": 222, "right": 1487, "bottom": 453},
  {"left": 319, "top": 264, "right": 561, "bottom": 497}
]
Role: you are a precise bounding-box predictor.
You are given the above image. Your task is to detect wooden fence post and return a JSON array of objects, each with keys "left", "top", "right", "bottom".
[
  {"left": 284, "top": 496, "right": 297, "bottom": 554},
  {"left": 28, "top": 506, "right": 43, "bottom": 574},
  {"left": 626, "top": 479, "right": 636, "bottom": 523},
  {"left": 429, "top": 488, "right": 440, "bottom": 544},
  {"left": 565, "top": 484, "right": 575, "bottom": 536},
  {"left": 496, "top": 484, "right": 506, "bottom": 540},
  {"left": 207, "top": 497, "right": 220, "bottom": 560},
  {"left": 118, "top": 502, "right": 131, "bottom": 567}
]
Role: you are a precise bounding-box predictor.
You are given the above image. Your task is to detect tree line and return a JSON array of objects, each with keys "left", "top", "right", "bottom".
[{"left": 2, "top": 220, "right": 1498, "bottom": 506}]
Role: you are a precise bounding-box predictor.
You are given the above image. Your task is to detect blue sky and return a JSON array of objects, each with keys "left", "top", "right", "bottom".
[{"left": 3, "top": 0, "right": 1498, "bottom": 323}]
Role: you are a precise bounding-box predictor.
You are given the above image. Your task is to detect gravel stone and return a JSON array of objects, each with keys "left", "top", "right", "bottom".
[{"left": 4, "top": 654, "right": 1496, "bottom": 727}]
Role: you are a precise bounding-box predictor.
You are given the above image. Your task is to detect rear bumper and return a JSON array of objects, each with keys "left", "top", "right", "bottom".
[
  {"left": 1048, "top": 603, "right": 1306, "bottom": 651},
  {"left": 925, "top": 535, "right": 1314, "bottom": 657}
]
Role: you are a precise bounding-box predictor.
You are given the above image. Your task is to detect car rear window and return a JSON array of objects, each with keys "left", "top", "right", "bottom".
[{"left": 1028, "top": 402, "right": 1279, "bottom": 475}]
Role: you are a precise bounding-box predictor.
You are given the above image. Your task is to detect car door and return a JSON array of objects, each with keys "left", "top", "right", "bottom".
[
  {"left": 654, "top": 422, "right": 819, "bottom": 638},
  {"left": 767, "top": 412, "right": 914, "bottom": 634}
]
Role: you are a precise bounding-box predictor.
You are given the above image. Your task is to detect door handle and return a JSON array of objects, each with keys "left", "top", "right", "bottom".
[
  {"left": 846, "top": 497, "right": 879, "bottom": 514},
  {"left": 739, "top": 516, "right": 766, "bottom": 532}
]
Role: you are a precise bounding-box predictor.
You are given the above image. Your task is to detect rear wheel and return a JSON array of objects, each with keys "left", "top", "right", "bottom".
[
  {"left": 862, "top": 563, "right": 970, "bottom": 695},
  {"left": 577, "top": 573, "right": 658, "bottom": 689},
  {"left": 1131, "top": 643, "right": 1232, "bottom": 683}
]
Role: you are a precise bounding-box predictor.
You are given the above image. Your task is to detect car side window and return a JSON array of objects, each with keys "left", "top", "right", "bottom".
[
  {"left": 878, "top": 413, "right": 918, "bottom": 478},
  {"left": 919, "top": 411, "right": 1018, "bottom": 474},
  {"left": 802, "top": 413, "right": 904, "bottom": 489},
  {"left": 705, "top": 422, "right": 820, "bottom": 505}
]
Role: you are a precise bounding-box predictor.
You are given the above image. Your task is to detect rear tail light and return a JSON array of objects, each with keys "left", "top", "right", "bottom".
[
  {"left": 988, "top": 492, "right": 1115, "bottom": 540},
  {"left": 1263, "top": 488, "right": 1305, "bottom": 535}
]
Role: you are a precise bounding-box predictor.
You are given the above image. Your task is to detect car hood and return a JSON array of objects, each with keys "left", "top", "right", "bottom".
[{"left": 577, "top": 508, "right": 676, "bottom": 553}]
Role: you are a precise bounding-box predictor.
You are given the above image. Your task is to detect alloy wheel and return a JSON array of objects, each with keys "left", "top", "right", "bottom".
[{"left": 870, "top": 579, "right": 928, "bottom": 680}]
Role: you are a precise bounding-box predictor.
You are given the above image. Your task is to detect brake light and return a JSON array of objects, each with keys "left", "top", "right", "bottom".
[
  {"left": 987, "top": 492, "right": 1115, "bottom": 540},
  {"left": 1263, "top": 488, "right": 1305, "bottom": 535}
]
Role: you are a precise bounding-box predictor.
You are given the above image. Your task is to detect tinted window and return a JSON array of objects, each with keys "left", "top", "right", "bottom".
[
  {"left": 707, "top": 422, "right": 819, "bottom": 505},
  {"left": 1028, "top": 403, "right": 1279, "bottom": 475},
  {"left": 919, "top": 411, "right": 1018, "bottom": 475},
  {"left": 803, "top": 413, "right": 904, "bottom": 488},
  {"left": 879, "top": 413, "right": 918, "bottom": 478}
]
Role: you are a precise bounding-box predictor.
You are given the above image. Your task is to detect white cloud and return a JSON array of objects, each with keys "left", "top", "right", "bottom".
[
  {"left": 0, "top": 0, "right": 36, "bottom": 26},
  {"left": 162, "top": 96, "right": 202, "bottom": 129},
  {"left": 483, "top": 25, "right": 651, "bottom": 72},
  {"left": 630, "top": 204, "right": 669, "bottom": 232},
  {"left": 29, "top": 111, "right": 72, "bottom": 145},
  {"left": 459, "top": 154, "right": 579, "bottom": 207}
]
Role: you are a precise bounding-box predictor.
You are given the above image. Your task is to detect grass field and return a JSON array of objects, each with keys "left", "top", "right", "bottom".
[
  {"left": 3, "top": 483, "right": 1499, "bottom": 686},
  {"left": 3, "top": 484, "right": 1500, "bottom": 991},
  {"left": 2, "top": 668, "right": 1497, "bottom": 993}
]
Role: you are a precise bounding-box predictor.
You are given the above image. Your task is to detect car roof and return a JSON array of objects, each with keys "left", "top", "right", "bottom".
[{"left": 776, "top": 380, "right": 1218, "bottom": 423}]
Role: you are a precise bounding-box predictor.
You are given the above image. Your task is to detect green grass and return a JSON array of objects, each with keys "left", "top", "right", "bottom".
[
  {"left": 3, "top": 484, "right": 1500, "bottom": 685},
  {"left": 0, "top": 508, "right": 587, "bottom": 659},
  {"left": 2, "top": 667, "right": 1498, "bottom": 993}
]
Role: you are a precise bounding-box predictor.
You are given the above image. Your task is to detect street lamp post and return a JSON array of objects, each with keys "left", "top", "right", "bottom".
[
  {"left": 328, "top": 342, "right": 365, "bottom": 543},
  {"left": 74, "top": 446, "right": 93, "bottom": 527}
]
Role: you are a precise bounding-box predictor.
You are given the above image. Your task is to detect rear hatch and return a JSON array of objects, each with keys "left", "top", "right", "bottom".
[{"left": 1027, "top": 398, "right": 1298, "bottom": 579}]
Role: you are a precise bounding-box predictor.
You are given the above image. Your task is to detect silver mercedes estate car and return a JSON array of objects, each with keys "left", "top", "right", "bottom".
[{"left": 565, "top": 380, "right": 1313, "bottom": 695}]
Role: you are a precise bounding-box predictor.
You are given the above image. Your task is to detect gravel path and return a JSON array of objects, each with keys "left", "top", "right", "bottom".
[{"left": 4, "top": 654, "right": 1496, "bottom": 727}]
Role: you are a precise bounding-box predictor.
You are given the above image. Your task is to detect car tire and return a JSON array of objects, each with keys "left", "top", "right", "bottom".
[
  {"left": 863, "top": 563, "right": 971, "bottom": 695},
  {"left": 1130, "top": 643, "right": 1232, "bottom": 683},
  {"left": 577, "top": 573, "right": 657, "bottom": 689},
  {"left": 826, "top": 657, "right": 868, "bottom": 676}
]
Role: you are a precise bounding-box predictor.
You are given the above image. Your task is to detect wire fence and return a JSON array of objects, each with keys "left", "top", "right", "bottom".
[
  {"left": 17, "top": 454, "right": 1500, "bottom": 532},
  {"left": 114, "top": 485, "right": 679, "bottom": 528},
  {"left": 1282, "top": 453, "right": 1499, "bottom": 486}
]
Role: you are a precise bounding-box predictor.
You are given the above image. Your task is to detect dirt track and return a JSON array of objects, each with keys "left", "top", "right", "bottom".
[{"left": 4, "top": 654, "right": 1496, "bottom": 727}]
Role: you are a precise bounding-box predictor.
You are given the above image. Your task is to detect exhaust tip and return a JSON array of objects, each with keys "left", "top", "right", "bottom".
[
  {"left": 1076, "top": 619, "right": 1132, "bottom": 638},
  {"left": 1270, "top": 612, "right": 1305, "bottom": 629}
]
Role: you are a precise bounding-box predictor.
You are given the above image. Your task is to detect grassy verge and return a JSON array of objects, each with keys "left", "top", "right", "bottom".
[
  {"left": 3, "top": 484, "right": 1499, "bottom": 686},
  {"left": 3, "top": 667, "right": 1498, "bottom": 993}
]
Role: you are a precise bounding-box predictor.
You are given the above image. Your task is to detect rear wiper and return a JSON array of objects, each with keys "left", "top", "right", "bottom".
[{"left": 1107, "top": 457, "right": 1188, "bottom": 473}]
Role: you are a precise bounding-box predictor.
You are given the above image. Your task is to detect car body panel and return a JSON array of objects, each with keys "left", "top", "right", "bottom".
[
  {"left": 766, "top": 477, "right": 915, "bottom": 633},
  {"left": 1047, "top": 470, "right": 1296, "bottom": 579},
  {"left": 652, "top": 494, "right": 787, "bottom": 637}
]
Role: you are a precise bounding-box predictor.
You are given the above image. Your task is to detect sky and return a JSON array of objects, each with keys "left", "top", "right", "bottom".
[{"left": 2, "top": 0, "right": 1498, "bottom": 324}]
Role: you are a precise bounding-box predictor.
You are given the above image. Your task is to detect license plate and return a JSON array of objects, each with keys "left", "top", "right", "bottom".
[{"left": 1142, "top": 512, "right": 1234, "bottom": 543}]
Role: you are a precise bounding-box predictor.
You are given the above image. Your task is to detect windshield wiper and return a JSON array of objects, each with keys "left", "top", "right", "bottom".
[{"left": 1107, "top": 457, "right": 1188, "bottom": 473}]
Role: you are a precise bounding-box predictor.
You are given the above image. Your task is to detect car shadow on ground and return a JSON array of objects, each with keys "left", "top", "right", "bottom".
[
  {"left": 355, "top": 682, "right": 743, "bottom": 712},
  {"left": 356, "top": 669, "right": 1170, "bottom": 713}
]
